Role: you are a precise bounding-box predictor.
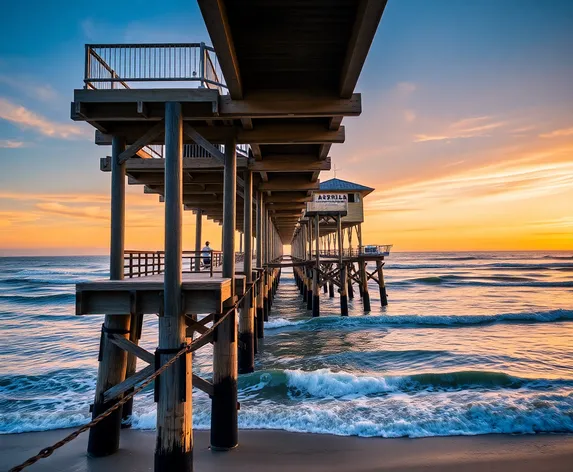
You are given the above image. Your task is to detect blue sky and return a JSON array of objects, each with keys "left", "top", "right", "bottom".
[{"left": 1, "top": 0, "right": 572, "bottom": 253}]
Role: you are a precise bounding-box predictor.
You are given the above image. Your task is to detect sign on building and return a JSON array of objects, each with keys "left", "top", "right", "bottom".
[{"left": 313, "top": 193, "right": 348, "bottom": 203}]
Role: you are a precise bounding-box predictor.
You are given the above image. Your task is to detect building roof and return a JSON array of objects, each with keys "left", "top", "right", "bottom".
[{"left": 319, "top": 178, "right": 375, "bottom": 195}]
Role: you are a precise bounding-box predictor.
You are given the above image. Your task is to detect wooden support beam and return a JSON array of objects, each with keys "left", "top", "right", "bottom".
[
  {"left": 103, "top": 365, "right": 155, "bottom": 403},
  {"left": 108, "top": 333, "right": 154, "bottom": 364},
  {"left": 340, "top": 0, "right": 389, "bottom": 98},
  {"left": 183, "top": 123, "right": 226, "bottom": 163},
  {"left": 192, "top": 374, "right": 214, "bottom": 397},
  {"left": 259, "top": 179, "right": 320, "bottom": 192},
  {"left": 318, "top": 144, "right": 331, "bottom": 160},
  {"left": 96, "top": 124, "right": 345, "bottom": 146},
  {"left": 250, "top": 155, "right": 331, "bottom": 172},
  {"left": 117, "top": 121, "right": 165, "bottom": 164},
  {"left": 219, "top": 92, "right": 361, "bottom": 118},
  {"left": 198, "top": 0, "right": 243, "bottom": 99},
  {"left": 102, "top": 156, "right": 248, "bottom": 172},
  {"left": 250, "top": 144, "right": 262, "bottom": 159},
  {"left": 266, "top": 194, "right": 312, "bottom": 203}
]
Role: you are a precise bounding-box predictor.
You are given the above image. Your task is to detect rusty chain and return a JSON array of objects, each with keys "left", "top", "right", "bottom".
[{"left": 9, "top": 274, "right": 263, "bottom": 472}]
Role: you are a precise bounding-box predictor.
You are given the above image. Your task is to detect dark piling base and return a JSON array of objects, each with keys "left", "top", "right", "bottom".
[
  {"left": 323, "top": 284, "right": 328, "bottom": 294},
  {"left": 306, "top": 290, "right": 313, "bottom": 310},
  {"left": 312, "top": 295, "right": 320, "bottom": 317},
  {"left": 329, "top": 282, "right": 335, "bottom": 298},
  {"left": 340, "top": 295, "right": 349, "bottom": 316},
  {"left": 256, "top": 307, "right": 264, "bottom": 339},
  {"left": 155, "top": 448, "right": 193, "bottom": 472},
  {"left": 211, "top": 377, "right": 238, "bottom": 450},
  {"left": 363, "top": 291, "right": 371, "bottom": 312},
  {"left": 87, "top": 401, "right": 122, "bottom": 457},
  {"left": 348, "top": 280, "right": 354, "bottom": 299},
  {"left": 263, "top": 297, "right": 269, "bottom": 321},
  {"left": 238, "top": 333, "right": 254, "bottom": 374},
  {"left": 381, "top": 288, "right": 388, "bottom": 307}
]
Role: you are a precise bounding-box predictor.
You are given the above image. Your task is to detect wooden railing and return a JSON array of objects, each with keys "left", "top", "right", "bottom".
[
  {"left": 124, "top": 250, "right": 223, "bottom": 278},
  {"left": 123, "top": 250, "right": 248, "bottom": 278}
]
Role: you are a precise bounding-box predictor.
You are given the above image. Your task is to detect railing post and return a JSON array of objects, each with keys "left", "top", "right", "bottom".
[
  {"left": 194, "top": 210, "right": 202, "bottom": 272},
  {"left": 84, "top": 45, "right": 91, "bottom": 89},
  {"left": 199, "top": 42, "right": 206, "bottom": 88}
]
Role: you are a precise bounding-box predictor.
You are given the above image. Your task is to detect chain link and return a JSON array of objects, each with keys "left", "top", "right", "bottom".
[{"left": 9, "top": 274, "right": 262, "bottom": 472}]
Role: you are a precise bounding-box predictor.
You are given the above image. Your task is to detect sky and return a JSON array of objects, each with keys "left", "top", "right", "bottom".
[{"left": 0, "top": 0, "right": 572, "bottom": 255}]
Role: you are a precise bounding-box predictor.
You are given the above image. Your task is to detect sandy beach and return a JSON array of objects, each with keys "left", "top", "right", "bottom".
[{"left": 2, "top": 429, "right": 573, "bottom": 472}]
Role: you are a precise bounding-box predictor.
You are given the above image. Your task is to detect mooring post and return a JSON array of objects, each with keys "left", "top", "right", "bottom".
[
  {"left": 211, "top": 135, "right": 238, "bottom": 450},
  {"left": 239, "top": 169, "right": 254, "bottom": 373},
  {"left": 88, "top": 136, "right": 130, "bottom": 457},
  {"left": 338, "top": 215, "right": 348, "bottom": 316},
  {"left": 155, "top": 102, "right": 193, "bottom": 472},
  {"left": 194, "top": 210, "right": 202, "bottom": 272},
  {"left": 376, "top": 260, "right": 388, "bottom": 306},
  {"left": 312, "top": 214, "right": 320, "bottom": 317},
  {"left": 255, "top": 191, "right": 264, "bottom": 340}
]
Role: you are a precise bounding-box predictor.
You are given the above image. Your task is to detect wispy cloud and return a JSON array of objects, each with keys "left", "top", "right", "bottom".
[
  {"left": 395, "top": 82, "right": 417, "bottom": 96},
  {"left": 367, "top": 145, "right": 573, "bottom": 212},
  {"left": 0, "top": 98, "right": 88, "bottom": 139},
  {"left": 539, "top": 127, "right": 573, "bottom": 139},
  {"left": 36, "top": 202, "right": 109, "bottom": 220},
  {"left": 0, "top": 75, "right": 58, "bottom": 102},
  {"left": 0, "top": 140, "right": 24, "bottom": 148},
  {"left": 415, "top": 116, "right": 507, "bottom": 143}
]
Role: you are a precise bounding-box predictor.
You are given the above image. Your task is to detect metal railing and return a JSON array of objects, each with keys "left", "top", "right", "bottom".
[
  {"left": 146, "top": 143, "right": 250, "bottom": 159},
  {"left": 311, "top": 245, "right": 393, "bottom": 258},
  {"left": 84, "top": 43, "right": 226, "bottom": 91}
]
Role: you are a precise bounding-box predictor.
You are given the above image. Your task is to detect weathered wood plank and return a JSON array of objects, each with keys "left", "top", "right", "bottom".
[{"left": 108, "top": 333, "right": 155, "bottom": 364}]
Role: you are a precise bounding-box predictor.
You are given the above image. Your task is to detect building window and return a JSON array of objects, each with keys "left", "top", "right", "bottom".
[{"left": 348, "top": 193, "right": 360, "bottom": 203}]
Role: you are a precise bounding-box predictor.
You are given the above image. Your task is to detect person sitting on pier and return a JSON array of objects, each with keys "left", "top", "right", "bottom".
[{"left": 202, "top": 241, "right": 212, "bottom": 268}]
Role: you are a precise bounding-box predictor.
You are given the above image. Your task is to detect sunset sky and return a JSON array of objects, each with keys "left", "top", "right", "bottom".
[{"left": 0, "top": 0, "right": 572, "bottom": 255}]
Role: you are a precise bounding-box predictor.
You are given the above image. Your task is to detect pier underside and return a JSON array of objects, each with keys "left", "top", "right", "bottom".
[{"left": 59, "top": 1, "right": 390, "bottom": 472}]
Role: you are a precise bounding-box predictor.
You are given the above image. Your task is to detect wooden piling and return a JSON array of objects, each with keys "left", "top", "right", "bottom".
[
  {"left": 306, "top": 218, "right": 313, "bottom": 310},
  {"left": 255, "top": 192, "right": 264, "bottom": 340},
  {"left": 376, "top": 260, "right": 388, "bottom": 307},
  {"left": 357, "top": 224, "right": 371, "bottom": 312},
  {"left": 238, "top": 169, "right": 254, "bottom": 374},
  {"left": 211, "top": 135, "right": 238, "bottom": 450},
  {"left": 88, "top": 136, "right": 130, "bottom": 458},
  {"left": 312, "top": 214, "right": 320, "bottom": 317},
  {"left": 337, "top": 215, "right": 348, "bottom": 316},
  {"left": 155, "top": 102, "right": 193, "bottom": 471}
]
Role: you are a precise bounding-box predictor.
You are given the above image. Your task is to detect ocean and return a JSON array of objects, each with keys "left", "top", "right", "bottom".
[{"left": 1, "top": 252, "right": 573, "bottom": 438}]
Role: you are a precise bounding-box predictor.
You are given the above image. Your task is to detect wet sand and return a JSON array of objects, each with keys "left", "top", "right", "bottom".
[{"left": 2, "top": 429, "right": 573, "bottom": 471}]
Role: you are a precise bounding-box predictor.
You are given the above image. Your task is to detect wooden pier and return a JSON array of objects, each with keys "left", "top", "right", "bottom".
[{"left": 64, "top": 2, "right": 390, "bottom": 472}]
